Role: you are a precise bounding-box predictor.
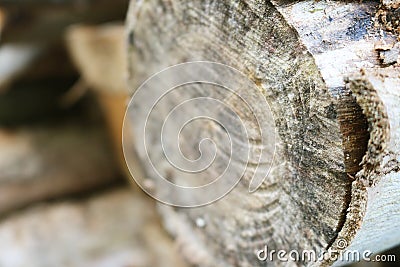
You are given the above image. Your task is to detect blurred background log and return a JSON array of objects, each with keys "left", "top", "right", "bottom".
[
  {"left": 0, "top": 187, "right": 187, "bottom": 267},
  {"left": 0, "top": 108, "right": 121, "bottom": 216},
  {"left": 65, "top": 23, "right": 143, "bottom": 180},
  {"left": 65, "top": 23, "right": 128, "bottom": 96},
  {"left": 0, "top": 1, "right": 188, "bottom": 267},
  {"left": 0, "top": 0, "right": 129, "bottom": 43}
]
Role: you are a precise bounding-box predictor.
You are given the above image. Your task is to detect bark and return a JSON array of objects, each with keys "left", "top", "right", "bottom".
[{"left": 126, "top": 0, "right": 400, "bottom": 266}]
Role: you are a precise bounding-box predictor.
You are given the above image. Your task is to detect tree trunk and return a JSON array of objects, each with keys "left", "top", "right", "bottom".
[{"left": 126, "top": 0, "right": 400, "bottom": 266}]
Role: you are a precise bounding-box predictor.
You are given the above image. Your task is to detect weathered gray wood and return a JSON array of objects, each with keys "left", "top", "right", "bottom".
[{"left": 126, "top": 0, "right": 400, "bottom": 266}]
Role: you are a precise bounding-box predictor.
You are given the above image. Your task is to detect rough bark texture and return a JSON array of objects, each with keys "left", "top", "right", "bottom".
[
  {"left": 126, "top": 0, "right": 400, "bottom": 266},
  {"left": 331, "top": 68, "right": 400, "bottom": 266}
]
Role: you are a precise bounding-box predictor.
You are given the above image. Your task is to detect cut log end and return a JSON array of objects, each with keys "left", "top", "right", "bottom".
[{"left": 126, "top": 0, "right": 400, "bottom": 266}]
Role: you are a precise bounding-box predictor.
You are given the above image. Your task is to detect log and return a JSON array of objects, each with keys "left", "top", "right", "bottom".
[
  {"left": 65, "top": 23, "right": 129, "bottom": 96},
  {"left": 126, "top": 0, "right": 400, "bottom": 266},
  {"left": 0, "top": 116, "right": 121, "bottom": 216},
  {"left": 0, "top": 0, "right": 129, "bottom": 43},
  {"left": 65, "top": 23, "right": 141, "bottom": 177},
  {"left": 0, "top": 187, "right": 187, "bottom": 267}
]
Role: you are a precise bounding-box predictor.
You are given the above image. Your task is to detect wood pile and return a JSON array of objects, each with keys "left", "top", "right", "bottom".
[
  {"left": 0, "top": 1, "right": 186, "bottom": 266},
  {"left": 0, "top": 0, "right": 399, "bottom": 267}
]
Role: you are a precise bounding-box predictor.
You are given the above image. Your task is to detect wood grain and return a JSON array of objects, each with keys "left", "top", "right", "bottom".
[{"left": 126, "top": 0, "right": 400, "bottom": 266}]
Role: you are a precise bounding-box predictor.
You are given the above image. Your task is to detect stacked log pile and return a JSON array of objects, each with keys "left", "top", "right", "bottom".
[
  {"left": 0, "top": 1, "right": 186, "bottom": 266},
  {"left": 0, "top": 0, "right": 399, "bottom": 266}
]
